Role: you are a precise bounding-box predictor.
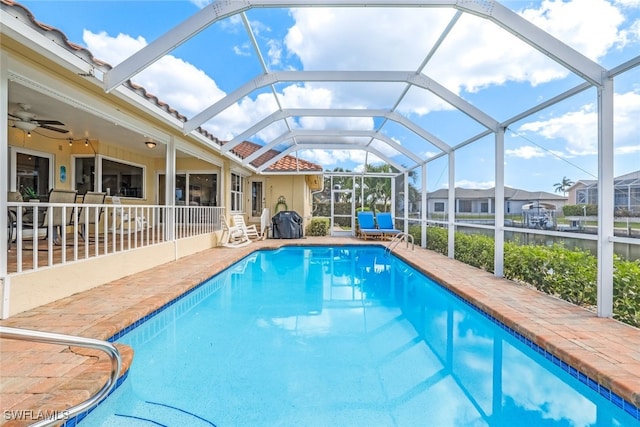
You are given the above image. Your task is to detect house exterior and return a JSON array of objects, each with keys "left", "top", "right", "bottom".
[
  {"left": 427, "top": 187, "right": 567, "bottom": 216},
  {"left": 1, "top": 1, "right": 322, "bottom": 317},
  {"left": 567, "top": 170, "right": 640, "bottom": 214}
]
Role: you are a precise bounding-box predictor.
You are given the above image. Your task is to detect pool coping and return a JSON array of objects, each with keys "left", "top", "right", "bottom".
[{"left": 1, "top": 237, "right": 639, "bottom": 425}]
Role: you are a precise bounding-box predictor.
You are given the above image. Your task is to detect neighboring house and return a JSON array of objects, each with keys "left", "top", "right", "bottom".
[
  {"left": 567, "top": 170, "right": 640, "bottom": 214},
  {"left": 427, "top": 187, "right": 567, "bottom": 216}
]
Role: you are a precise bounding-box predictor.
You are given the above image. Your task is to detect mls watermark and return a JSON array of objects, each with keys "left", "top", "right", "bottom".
[{"left": 3, "top": 409, "right": 70, "bottom": 421}]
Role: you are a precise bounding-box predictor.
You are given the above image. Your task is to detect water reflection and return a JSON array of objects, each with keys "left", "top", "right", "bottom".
[{"left": 345, "top": 247, "right": 636, "bottom": 426}]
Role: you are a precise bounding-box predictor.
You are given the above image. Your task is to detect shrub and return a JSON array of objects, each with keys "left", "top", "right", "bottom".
[
  {"left": 613, "top": 257, "right": 640, "bottom": 327},
  {"left": 306, "top": 218, "right": 329, "bottom": 236},
  {"left": 420, "top": 227, "right": 640, "bottom": 328},
  {"left": 563, "top": 204, "right": 597, "bottom": 216}
]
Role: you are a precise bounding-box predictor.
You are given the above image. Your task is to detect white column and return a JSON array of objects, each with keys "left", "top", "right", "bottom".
[
  {"left": 166, "top": 136, "right": 176, "bottom": 241},
  {"left": 597, "top": 77, "right": 615, "bottom": 318},
  {"left": 1, "top": 51, "right": 10, "bottom": 318},
  {"left": 421, "top": 163, "right": 427, "bottom": 248},
  {"left": 447, "top": 152, "right": 455, "bottom": 259},
  {"left": 403, "top": 171, "right": 409, "bottom": 232},
  {"left": 494, "top": 128, "right": 505, "bottom": 278},
  {"left": 391, "top": 176, "right": 396, "bottom": 215}
]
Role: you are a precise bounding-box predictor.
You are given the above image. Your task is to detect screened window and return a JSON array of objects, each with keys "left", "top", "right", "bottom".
[
  {"left": 434, "top": 202, "right": 445, "bottom": 212},
  {"left": 231, "top": 173, "right": 244, "bottom": 212}
]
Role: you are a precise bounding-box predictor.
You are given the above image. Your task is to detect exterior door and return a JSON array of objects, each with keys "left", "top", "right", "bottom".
[
  {"left": 249, "top": 179, "right": 264, "bottom": 222},
  {"left": 330, "top": 188, "right": 355, "bottom": 237}
]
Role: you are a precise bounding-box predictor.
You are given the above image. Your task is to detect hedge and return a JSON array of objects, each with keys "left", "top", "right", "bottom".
[{"left": 410, "top": 226, "right": 640, "bottom": 328}]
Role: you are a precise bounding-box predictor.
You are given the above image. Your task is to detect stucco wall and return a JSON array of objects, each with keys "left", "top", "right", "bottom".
[{"left": 4, "top": 232, "right": 219, "bottom": 317}]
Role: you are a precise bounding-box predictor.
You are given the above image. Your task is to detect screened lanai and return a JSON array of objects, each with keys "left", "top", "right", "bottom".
[
  {"left": 3, "top": 0, "right": 640, "bottom": 320},
  {"left": 91, "top": 0, "right": 640, "bottom": 320}
]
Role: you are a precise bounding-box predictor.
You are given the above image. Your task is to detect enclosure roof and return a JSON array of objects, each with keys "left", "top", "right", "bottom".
[{"left": 3, "top": 0, "right": 636, "bottom": 179}]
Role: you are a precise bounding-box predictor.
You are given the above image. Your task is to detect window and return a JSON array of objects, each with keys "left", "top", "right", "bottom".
[
  {"left": 480, "top": 202, "right": 489, "bottom": 213},
  {"left": 158, "top": 172, "right": 218, "bottom": 206},
  {"left": 73, "top": 156, "right": 144, "bottom": 198},
  {"left": 458, "top": 200, "right": 472, "bottom": 213},
  {"left": 231, "top": 173, "right": 244, "bottom": 212},
  {"left": 102, "top": 158, "right": 143, "bottom": 198},
  {"left": 13, "top": 151, "right": 52, "bottom": 200},
  {"left": 434, "top": 202, "right": 445, "bottom": 212},
  {"left": 74, "top": 157, "right": 95, "bottom": 195}
]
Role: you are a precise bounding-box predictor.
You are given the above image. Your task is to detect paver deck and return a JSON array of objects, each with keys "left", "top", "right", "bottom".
[{"left": 1, "top": 237, "right": 639, "bottom": 426}]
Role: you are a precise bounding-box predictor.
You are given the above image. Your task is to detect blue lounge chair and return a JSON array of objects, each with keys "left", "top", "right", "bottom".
[
  {"left": 376, "top": 212, "right": 401, "bottom": 238},
  {"left": 356, "top": 211, "right": 382, "bottom": 240}
]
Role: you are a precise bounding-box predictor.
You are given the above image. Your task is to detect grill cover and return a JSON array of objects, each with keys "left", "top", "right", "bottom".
[{"left": 272, "top": 211, "right": 303, "bottom": 239}]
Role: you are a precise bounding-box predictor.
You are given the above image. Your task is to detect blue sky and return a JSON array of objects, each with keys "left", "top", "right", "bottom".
[{"left": 17, "top": 0, "right": 640, "bottom": 193}]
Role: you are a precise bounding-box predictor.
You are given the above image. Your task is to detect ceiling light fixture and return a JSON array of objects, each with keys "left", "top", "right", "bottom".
[{"left": 145, "top": 140, "right": 157, "bottom": 149}]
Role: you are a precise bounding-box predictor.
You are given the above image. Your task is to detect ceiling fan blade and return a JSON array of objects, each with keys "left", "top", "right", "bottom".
[
  {"left": 36, "top": 119, "right": 65, "bottom": 126},
  {"left": 39, "top": 124, "right": 69, "bottom": 133}
]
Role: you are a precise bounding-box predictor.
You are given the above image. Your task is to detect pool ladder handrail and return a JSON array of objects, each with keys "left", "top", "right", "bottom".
[
  {"left": 385, "top": 232, "right": 414, "bottom": 255},
  {"left": 0, "top": 326, "right": 122, "bottom": 427}
]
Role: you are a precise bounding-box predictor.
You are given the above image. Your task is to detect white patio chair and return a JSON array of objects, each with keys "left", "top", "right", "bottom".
[
  {"left": 232, "top": 214, "right": 261, "bottom": 240},
  {"left": 220, "top": 216, "right": 251, "bottom": 248}
]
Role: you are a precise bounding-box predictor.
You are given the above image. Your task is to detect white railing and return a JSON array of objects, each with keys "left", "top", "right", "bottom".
[{"left": 7, "top": 201, "right": 224, "bottom": 274}]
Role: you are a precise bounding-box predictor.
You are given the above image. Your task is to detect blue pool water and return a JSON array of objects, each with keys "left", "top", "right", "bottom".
[{"left": 78, "top": 246, "right": 640, "bottom": 426}]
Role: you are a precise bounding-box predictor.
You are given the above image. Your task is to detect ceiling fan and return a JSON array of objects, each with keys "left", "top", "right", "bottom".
[{"left": 8, "top": 103, "right": 69, "bottom": 134}]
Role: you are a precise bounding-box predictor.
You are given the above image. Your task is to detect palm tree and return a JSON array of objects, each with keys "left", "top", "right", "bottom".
[{"left": 553, "top": 176, "right": 574, "bottom": 195}]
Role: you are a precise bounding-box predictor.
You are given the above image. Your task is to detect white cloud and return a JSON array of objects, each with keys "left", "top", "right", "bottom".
[
  {"left": 189, "top": 0, "right": 211, "bottom": 9},
  {"left": 454, "top": 180, "right": 495, "bottom": 189},
  {"left": 299, "top": 148, "right": 367, "bottom": 168},
  {"left": 506, "top": 146, "right": 548, "bottom": 159},
  {"left": 520, "top": 0, "right": 626, "bottom": 60},
  {"left": 518, "top": 90, "right": 640, "bottom": 156},
  {"left": 83, "top": 31, "right": 226, "bottom": 117}
]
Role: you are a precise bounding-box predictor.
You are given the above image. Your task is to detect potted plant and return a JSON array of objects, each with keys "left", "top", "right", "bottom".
[{"left": 20, "top": 186, "right": 39, "bottom": 202}]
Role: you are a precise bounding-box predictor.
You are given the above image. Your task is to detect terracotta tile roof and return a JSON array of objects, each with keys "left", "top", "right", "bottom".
[
  {"left": 229, "top": 141, "right": 323, "bottom": 172},
  {"left": 2, "top": 0, "right": 321, "bottom": 172}
]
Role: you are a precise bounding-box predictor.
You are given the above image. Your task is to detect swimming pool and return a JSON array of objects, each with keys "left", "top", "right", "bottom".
[{"left": 77, "top": 246, "right": 640, "bottom": 426}]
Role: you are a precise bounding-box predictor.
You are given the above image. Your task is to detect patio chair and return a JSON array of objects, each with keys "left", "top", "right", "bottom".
[
  {"left": 232, "top": 214, "right": 261, "bottom": 240},
  {"left": 376, "top": 212, "right": 401, "bottom": 239},
  {"left": 356, "top": 211, "right": 383, "bottom": 240},
  {"left": 77, "top": 191, "right": 107, "bottom": 241},
  {"left": 7, "top": 191, "right": 24, "bottom": 250},
  {"left": 23, "top": 188, "right": 78, "bottom": 245},
  {"left": 220, "top": 216, "right": 251, "bottom": 248}
]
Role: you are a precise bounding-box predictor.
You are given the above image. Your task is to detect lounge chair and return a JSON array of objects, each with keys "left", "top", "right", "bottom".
[
  {"left": 109, "top": 196, "right": 147, "bottom": 234},
  {"left": 232, "top": 214, "right": 261, "bottom": 240},
  {"left": 376, "top": 212, "right": 401, "bottom": 238},
  {"left": 220, "top": 216, "right": 251, "bottom": 248},
  {"left": 356, "top": 211, "right": 383, "bottom": 240}
]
